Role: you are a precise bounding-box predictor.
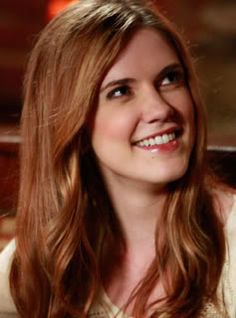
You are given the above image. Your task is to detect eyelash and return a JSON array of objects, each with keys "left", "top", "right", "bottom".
[
  {"left": 159, "top": 69, "right": 186, "bottom": 88},
  {"left": 107, "top": 85, "right": 131, "bottom": 99}
]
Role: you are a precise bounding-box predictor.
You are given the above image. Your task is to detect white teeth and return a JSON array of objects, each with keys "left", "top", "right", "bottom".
[
  {"left": 162, "top": 134, "right": 169, "bottom": 143},
  {"left": 149, "top": 138, "right": 155, "bottom": 146},
  {"left": 155, "top": 136, "right": 162, "bottom": 145},
  {"left": 137, "top": 132, "right": 176, "bottom": 147}
]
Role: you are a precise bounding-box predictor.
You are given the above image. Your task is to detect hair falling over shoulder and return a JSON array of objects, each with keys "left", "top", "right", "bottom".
[{"left": 10, "top": 1, "right": 226, "bottom": 317}]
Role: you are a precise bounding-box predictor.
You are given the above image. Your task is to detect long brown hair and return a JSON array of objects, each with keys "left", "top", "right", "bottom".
[{"left": 10, "top": 0, "right": 225, "bottom": 317}]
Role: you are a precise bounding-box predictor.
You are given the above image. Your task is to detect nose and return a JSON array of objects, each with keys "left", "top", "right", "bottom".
[{"left": 140, "top": 85, "right": 175, "bottom": 123}]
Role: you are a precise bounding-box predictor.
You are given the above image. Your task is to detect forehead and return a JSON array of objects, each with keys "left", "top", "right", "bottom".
[{"left": 102, "top": 28, "right": 180, "bottom": 84}]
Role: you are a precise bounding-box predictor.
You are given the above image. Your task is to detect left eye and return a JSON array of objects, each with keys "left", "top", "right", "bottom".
[
  {"left": 107, "top": 85, "right": 131, "bottom": 99},
  {"left": 161, "top": 70, "right": 185, "bottom": 87}
]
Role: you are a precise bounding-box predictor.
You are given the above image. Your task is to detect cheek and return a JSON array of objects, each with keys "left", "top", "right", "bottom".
[
  {"left": 179, "top": 94, "right": 196, "bottom": 147},
  {"left": 165, "top": 89, "right": 195, "bottom": 123},
  {"left": 92, "top": 108, "right": 137, "bottom": 141}
]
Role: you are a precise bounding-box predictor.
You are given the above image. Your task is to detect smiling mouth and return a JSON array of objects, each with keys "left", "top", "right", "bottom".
[{"left": 134, "top": 129, "right": 181, "bottom": 147}]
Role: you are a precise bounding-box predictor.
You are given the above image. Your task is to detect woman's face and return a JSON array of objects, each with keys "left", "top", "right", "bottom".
[{"left": 91, "top": 28, "right": 195, "bottom": 190}]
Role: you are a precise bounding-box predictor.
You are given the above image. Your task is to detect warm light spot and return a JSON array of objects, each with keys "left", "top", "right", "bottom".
[{"left": 47, "top": 0, "right": 78, "bottom": 20}]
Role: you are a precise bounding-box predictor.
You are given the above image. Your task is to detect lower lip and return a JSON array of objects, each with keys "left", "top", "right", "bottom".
[{"left": 136, "top": 139, "right": 179, "bottom": 153}]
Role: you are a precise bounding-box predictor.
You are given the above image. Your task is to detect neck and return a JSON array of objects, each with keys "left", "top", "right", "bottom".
[
  {"left": 101, "top": 175, "right": 168, "bottom": 311},
  {"left": 104, "top": 174, "right": 167, "bottom": 252}
]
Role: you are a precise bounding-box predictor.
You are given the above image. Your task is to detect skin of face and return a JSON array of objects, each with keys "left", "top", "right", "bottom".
[{"left": 91, "top": 28, "right": 195, "bottom": 192}]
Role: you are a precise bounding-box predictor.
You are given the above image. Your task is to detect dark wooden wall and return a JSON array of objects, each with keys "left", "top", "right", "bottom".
[
  {"left": 0, "top": 0, "right": 47, "bottom": 215},
  {"left": 0, "top": 140, "right": 19, "bottom": 214},
  {"left": 0, "top": 0, "right": 47, "bottom": 112}
]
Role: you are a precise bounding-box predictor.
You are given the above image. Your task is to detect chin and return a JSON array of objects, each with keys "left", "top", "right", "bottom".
[{"left": 148, "top": 162, "right": 190, "bottom": 185}]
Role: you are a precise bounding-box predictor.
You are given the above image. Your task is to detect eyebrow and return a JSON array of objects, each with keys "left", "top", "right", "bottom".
[
  {"left": 161, "top": 61, "right": 184, "bottom": 73},
  {"left": 100, "top": 62, "right": 184, "bottom": 93}
]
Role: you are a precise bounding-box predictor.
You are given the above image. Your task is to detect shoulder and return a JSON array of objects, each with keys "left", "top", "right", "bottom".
[
  {"left": 224, "top": 192, "right": 236, "bottom": 283},
  {"left": 218, "top": 192, "right": 236, "bottom": 317},
  {"left": 0, "top": 240, "right": 17, "bottom": 315}
]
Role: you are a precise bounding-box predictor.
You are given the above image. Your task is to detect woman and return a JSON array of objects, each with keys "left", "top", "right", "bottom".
[{"left": 0, "top": 0, "right": 235, "bottom": 317}]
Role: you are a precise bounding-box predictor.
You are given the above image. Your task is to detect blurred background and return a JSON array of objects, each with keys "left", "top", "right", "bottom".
[{"left": 0, "top": 0, "right": 235, "bottom": 249}]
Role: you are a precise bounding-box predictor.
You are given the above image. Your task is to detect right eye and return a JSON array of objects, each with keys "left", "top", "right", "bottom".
[
  {"left": 107, "top": 85, "right": 131, "bottom": 99},
  {"left": 160, "top": 69, "right": 186, "bottom": 88}
]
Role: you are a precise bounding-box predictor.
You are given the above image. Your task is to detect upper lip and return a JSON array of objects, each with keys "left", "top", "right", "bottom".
[{"left": 132, "top": 126, "right": 182, "bottom": 144}]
